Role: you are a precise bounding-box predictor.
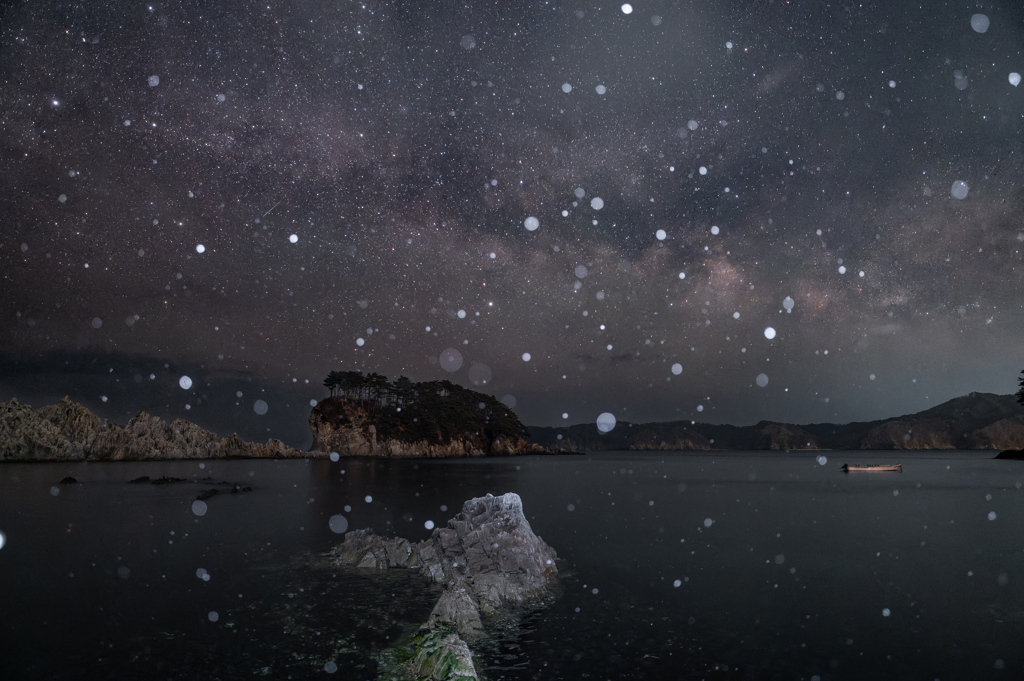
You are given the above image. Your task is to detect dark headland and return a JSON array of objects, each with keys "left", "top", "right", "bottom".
[{"left": 1, "top": 386, "right": 1023, "bottom": 462}]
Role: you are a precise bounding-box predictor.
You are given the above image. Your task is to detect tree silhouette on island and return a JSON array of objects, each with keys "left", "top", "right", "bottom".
[{"left": 320, "top": 370, "right": 530, "bottom": 446}]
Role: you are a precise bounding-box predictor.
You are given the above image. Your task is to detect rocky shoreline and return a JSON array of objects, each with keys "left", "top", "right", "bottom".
[
  {"left": 5, "top": 391, "right": 1019, "bottom": 463},
  {"left": 0, "top": 396, "right": 304, "bottom": 462},
  {"left": 0, "top": 396, "right": 573, "bottom": 462},
  {"left": 331, "top": 492, "right": 558, "bottom": 680}
]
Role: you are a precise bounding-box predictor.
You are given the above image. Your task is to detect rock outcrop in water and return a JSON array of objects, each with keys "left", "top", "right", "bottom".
[
  {"left": 530, "top": 392, "right": 1024, "bottom": 452},
  {"left": 0, "top": 397, "right": 306, "bottom": 462},
  {"left": 332, "top": 492, "right": 558, "bottom": 681},
  {"left": 309, "top": 397, "right": 549, "bottom": 458}
]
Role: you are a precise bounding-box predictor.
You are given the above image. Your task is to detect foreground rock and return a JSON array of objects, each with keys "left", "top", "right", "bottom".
[
  {"left": 0, "top": 397, "right": 308, "bottom": 462},
  {"left": 310, "top": 398, "right": 551, "bottom": 458},
  {"left": 332, "top": 492, "right": 558, "bottom": 680}
]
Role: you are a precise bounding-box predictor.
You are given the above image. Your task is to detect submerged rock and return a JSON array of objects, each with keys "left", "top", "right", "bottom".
[{"left": 332, "top": 492, "right": 558, "bottom": 681}]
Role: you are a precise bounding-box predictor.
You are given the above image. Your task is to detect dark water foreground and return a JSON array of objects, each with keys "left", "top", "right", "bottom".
[{"left": 1, "top": 452, "right": 1022, "bottom": 680}]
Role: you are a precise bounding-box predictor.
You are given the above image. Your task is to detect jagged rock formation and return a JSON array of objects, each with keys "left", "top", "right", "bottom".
[
  {"left": 530, "top": 392, "right": 1024, "bottom": 451},
  {"left": 332, "top": 492, "right": 558, "bottom": 681},
  {"left": 0, "top": 397, "right": 305, "bottom": 462},
  {"left": 309, "top": 398, "right": 549, "bottom": 458}
]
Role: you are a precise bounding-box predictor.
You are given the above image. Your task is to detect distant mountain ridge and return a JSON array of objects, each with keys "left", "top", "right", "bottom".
[{"left": 527, "top": 393, "right": 1024, "bottom": 451}]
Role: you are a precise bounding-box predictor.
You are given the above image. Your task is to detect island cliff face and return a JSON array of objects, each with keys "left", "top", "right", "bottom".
[
  {"left": 0, "top": 397, "right": 303, "bottom": 462},
  {"left": 530, "top": 392, "right": 1024, "bottom": 451},
  {"left": 309, "top": 398, "right": 547, "bottom": 458}
]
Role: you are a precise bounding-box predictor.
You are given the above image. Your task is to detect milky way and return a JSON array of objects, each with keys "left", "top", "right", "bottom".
[{"left": 2, "top": 0, "right": 1023, "bottom": 445}]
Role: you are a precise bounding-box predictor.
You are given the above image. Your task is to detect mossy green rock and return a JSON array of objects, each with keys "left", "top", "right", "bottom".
[{"left": 407, "top": 627, "right": 477, "bottom": 681}]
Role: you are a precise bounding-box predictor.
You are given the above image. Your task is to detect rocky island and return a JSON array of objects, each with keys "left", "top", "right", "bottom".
[
  {"left": 310, "top": 371, "right": 547, "bottom": 458},
  {"left": 332, "top": 492, "right": 558, "bottom": 681}
]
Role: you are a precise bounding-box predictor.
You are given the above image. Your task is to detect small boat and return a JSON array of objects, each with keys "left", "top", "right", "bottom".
[{"left": 841, "top": 463, "right": 902, "bottom": 472}]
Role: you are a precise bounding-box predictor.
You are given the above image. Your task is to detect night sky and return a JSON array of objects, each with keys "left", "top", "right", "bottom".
[{"left": 2, "top": 0, "right": 1023, "bottom": 448}]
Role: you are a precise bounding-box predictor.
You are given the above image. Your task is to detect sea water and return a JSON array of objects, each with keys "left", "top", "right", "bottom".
[{"left": 1, "top": 451, "right": 1021, "bottom": 680}]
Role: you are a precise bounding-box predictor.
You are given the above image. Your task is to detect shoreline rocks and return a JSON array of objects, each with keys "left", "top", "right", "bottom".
[
  {"left": 332, "top": 492, "right": 558, "bottom": 681},
  {"left": 0, "top": 397, "right": 307, "bottom": 462}
]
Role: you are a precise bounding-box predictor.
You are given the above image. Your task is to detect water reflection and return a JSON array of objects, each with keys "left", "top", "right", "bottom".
[{"left": 0, "top": 452, "right": 1021, "bottom": 679}]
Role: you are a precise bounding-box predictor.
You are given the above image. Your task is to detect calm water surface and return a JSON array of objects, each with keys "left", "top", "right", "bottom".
[{"left": 1, "top": 451, "right": 1022, "bottom": 680}]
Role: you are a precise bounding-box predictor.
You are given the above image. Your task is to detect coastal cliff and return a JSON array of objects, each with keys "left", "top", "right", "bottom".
[
  {"left": 309, "top": 397, "right": 547, "bottom": 458},
  {"left": 0, "top": 397, "right": 303, "bottom": 462}
]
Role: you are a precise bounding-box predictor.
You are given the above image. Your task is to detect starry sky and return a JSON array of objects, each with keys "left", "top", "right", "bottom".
[{"left": 2, "top": 0, "right": 1023, "bottom": 447}]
